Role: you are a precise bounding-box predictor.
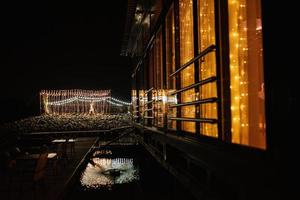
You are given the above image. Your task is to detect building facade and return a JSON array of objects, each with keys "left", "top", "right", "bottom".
[{"left": 122, "top": 0, "right": 291, "bottom": 199}]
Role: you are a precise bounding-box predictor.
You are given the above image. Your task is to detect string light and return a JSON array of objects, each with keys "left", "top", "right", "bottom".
[
  {"left": 106, "top": 100, "right": 123, "bottom": 107},
  {"left": 46, "top": 96, "right": 130, "bottom": 106},
  {"left": 40, "top": 89, "right": 131, "bottom": 115},
  {"left": 111, "top": 97, "right": 132, "bottom": 106},
  {"left": 180, "top": 0, "right": 195, "bottom": 133},
  {"left": 229, "top": 0, "right": 249, "bottom": 144},
  {"left": 198, "top": 0, "right": 218, "bottom": 137},
  {"left": 229, "top": 0, "right": 266, "bottom": 149}
]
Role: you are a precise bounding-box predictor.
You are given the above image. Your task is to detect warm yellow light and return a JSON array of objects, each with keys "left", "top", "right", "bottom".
[
  {"left": 232, "top": 32, "right": 238, "bottom": 37},
  {"left": 198, "top": 0, "right": 217, "bottom": 137},
  {"left": 228, "top": 0, "right": 266, "bottom": 149},
  {"left": 180, "top": 0, "right": 195, "bottom": 133}
]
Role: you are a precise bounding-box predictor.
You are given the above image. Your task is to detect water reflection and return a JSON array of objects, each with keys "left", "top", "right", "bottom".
[{"left": 80, "top": 158, "right": 139, "bottom": 189}]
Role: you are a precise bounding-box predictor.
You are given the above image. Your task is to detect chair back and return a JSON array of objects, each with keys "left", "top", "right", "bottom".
[
  {"left": 33, "top": 153, "right": 48, "bottom": 182},
  {"left": 57, "top": 142, "right": 68, "bottom": 158}
]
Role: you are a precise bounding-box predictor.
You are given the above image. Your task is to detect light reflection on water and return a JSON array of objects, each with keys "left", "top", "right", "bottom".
[{"left": 80, "top": 158, "right": 139, "bottom": 189}]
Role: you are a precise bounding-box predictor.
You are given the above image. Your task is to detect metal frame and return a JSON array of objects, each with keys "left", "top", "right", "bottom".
[
  {"left": 174, "top": 0, "right": 182, "bottom": 133},
  {"left": 169, "top": 98, "right": 217, "bottom": 108},
  {"left": 215, "top": 0, "right": 231, "bottom": 141},
  {"left": 132, "top": 0, "right": 220, "bottom": 137},
  {"left": 131, "top": 0, "right": 235, "bottom": 143},
  {"left": 169, "top": 45, "right": 216, "bottom": 77},
  {"left": 169, "top": 76, "right": 217, "bottom": 96},
  {"left": 169, "top": 117, "right": 217, "bottom": 124},
  {"left": 193, "top": 0, "right": 201, "bottom": 136}
]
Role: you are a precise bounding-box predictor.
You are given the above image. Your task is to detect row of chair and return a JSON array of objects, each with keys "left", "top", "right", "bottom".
[{"left": 1, "top": 138, "right": 76, "bottom": 199}]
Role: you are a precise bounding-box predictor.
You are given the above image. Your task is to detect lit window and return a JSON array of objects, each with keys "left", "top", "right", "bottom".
[
  {"left": 228, "top": 0, "right": 266, "bottom": 149},
  {"left": 198, "top": 0, "right": 218, "bottom": 137},
  {"left": 166, "top": 4, "right": 176, "bottom": 130},
  {"left": 179, "top": 0, "right": 195, "bottom": 133}
]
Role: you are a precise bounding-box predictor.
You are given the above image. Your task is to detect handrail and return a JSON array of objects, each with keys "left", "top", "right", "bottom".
[
  {"left": 169, "top": 45, "right": 216, "bottom": 77},
  {"left": 144, "top": 116, "right": 154, "bottom": 119},
  {"left": 144, "top": 108, "right": 153, "bottom": 112},
  {"left": 169, "top": 97, "right": 217, "bottom": 108},
  {"left": 169, "top": 76, "right": 217, "bottom": 96},
  {"left": 145, "top": 87, "right": 153, "bottom": 94},
  {"left": 145, "top": 100, "right": 154, "bottom": 104},
  {"left": 169, "top": 117, "right": 217, "bottom": 124},
  {"left": 26, "top": 126, "right": 132, "bottom": 135}
]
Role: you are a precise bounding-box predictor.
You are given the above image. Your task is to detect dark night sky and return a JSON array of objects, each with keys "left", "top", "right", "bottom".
[{"left": 0, "top": 0, "right": 131, "bottom": 121}]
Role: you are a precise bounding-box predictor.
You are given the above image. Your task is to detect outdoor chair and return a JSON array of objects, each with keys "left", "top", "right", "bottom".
[
  {"left": 18, "top": 152, "right": 49, "bottom": 199},
  {"left": 55, "top": 142, "right": 68, "bottom": 169},
  {"left": 67, "top": 138, "right": 76, "bottom": 156}
]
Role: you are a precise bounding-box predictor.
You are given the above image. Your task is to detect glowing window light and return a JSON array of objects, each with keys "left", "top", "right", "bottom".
[
  {"left": 179, "top": 0, "right": 195, "bottom": 133},
  {"left": 198, "top": 0, "right": 217, "bottom": 137},
  {"left": 228, "top": 0, "right": 266, "bottom": 149}
]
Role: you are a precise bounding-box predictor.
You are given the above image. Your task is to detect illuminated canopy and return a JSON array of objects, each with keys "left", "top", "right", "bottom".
[{"left": 40, "top": 89, "right": 131, "bottom": 115}]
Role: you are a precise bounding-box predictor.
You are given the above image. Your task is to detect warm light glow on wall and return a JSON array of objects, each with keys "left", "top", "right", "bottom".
[
  {"left": 180, "top": 0, "right": 195, "bottom": 133},
  {"left": 228, "top": 0, "right": 266, "bottom": 149},
  {"left": 198, "top": 0, "right": 218, "bottom": 137}
]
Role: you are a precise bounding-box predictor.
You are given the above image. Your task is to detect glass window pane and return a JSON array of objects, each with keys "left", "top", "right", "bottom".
[
  {"left": 166, "top": 5, "right": 177, "bottom": 130},
  {"left": 166, "top": 4, "right": 176, "bottom": 90},
  {"left": 147, "top": 47, "right": 155, "bottom": 126},
  {"left": 200, "top": 82, "right": 217, "bottom": 99},
  {"left": 228, "top": 0, "right": 266, "bottom": 149},
  {"left": 198, "top": 0, "right": 218, "bottom": 137},
  {"left": 198, "top": 0, "right": 215, "bottom": 50},
  {"left": 179, "top": 0, "right": 195, "bottom": 133},
  {"left": 154, "top": 29, "right": 164, "bottom": 127}
]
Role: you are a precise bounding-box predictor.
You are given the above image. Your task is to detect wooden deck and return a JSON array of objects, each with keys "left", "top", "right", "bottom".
[{"left": 0, "top": 137, "right": 97, "bottom": 200}]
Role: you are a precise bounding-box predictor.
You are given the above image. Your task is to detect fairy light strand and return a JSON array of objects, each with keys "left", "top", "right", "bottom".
[{"left": 39, "top": 89, "right": 131, "bottom": 115}]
